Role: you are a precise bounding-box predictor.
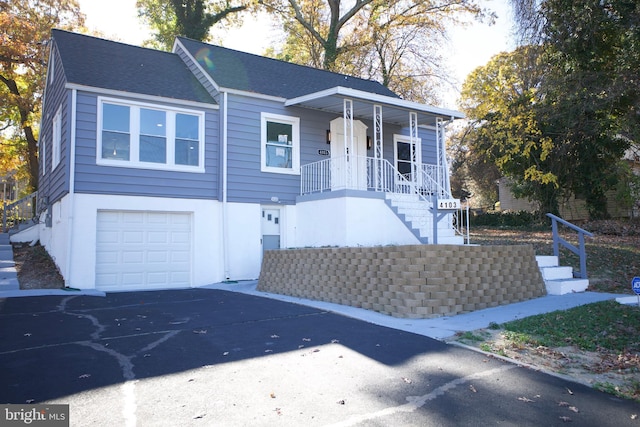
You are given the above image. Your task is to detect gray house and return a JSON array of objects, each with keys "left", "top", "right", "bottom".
[{"left": 35, "top": 29, "right": 464, "bottom": 292}]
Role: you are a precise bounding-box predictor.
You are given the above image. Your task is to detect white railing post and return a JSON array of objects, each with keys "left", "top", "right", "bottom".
[
  {"left": 374, "top": 104, "right": 383, "bottom": 191},
  {"left": 343, "top": 99, "right": 353, "bottom": 188},
  {"left": 410, "top": 112, "right": 418, "bottom": 190}
]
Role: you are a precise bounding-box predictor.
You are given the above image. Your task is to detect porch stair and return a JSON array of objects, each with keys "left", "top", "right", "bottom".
[
  {"left": 536, "top": 255, "right": 589, "bottom": 295},
  {"left": 385, "top": 193, "right": 462, "bottom": 245}
]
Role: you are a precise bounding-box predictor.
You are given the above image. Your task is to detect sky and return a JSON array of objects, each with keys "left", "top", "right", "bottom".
[{"left": 77, "top": 0, "right": 515, "bottom": 109}]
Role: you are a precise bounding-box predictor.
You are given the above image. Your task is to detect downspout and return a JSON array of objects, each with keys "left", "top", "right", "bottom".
[
  {"left": 64, "top": 89, "right": 77, "bottom": 287},
  {"left": 221, "top": 92, "right": 230, "bottom": 280}
]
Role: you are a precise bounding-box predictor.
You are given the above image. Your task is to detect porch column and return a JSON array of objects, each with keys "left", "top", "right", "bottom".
[
  {"left": 409, "top": 111, "right": 419, "bottom": 188},
  {"left": 436, "top": 117, "right": 451, "bottom": 196},
  {"left": 374, "top": 104, "right": 383, "bottom": 191},
  {"left": 343, "top": 98, "right": 354, "bottom": 187}
]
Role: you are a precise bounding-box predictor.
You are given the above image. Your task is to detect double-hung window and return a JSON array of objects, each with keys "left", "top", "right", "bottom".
[
  {"left": 98, "top": 97, "right": 204, "bottom": 172},
  {"left": 261, "top": 113, "right": 300, "bottom": 175}
]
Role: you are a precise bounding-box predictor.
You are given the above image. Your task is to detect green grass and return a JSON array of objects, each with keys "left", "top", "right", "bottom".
[
  {"left": 470, "top": 225, "right": 640, "bottom": 294},
  {"left": 501, "top": 300, "right": 640, "bottom": 352}
]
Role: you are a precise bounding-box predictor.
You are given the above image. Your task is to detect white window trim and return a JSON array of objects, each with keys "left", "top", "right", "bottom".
[
  {"left": 96, "top": 96, "right": 205, "bottom": 173},
  {"left": 52, "top": 107, "right": 62, "bottom": 170},
  {"left": 260, "top": 112, "right": 300, "bottom": 175},
  {"left": 41, "top": 135, "right": 47, "bottom": 177}
]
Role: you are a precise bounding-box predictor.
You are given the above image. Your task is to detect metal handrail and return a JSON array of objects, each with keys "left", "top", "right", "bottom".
[
  {"left": 546, "top": 213, "right": 594, "bottom": 279},
  {"left": 3, "top": 191, "right": 38, "bottom": 233}
]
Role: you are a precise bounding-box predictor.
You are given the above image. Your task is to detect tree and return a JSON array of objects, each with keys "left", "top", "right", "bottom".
[
  {"left": 508, "top": 0, "right": 640, "bottom": 219},
  {"left": 136, "top": 0, "right": 251, "bottom": 50},
  {"left": 261, "top": 0, "right": 491, "bottom": 102},
  {"left": 458, "top": 46, "right": 561, "bottom": 216},
  {"left": 0, "top": 0, "right": 84, "bottom": 193}
]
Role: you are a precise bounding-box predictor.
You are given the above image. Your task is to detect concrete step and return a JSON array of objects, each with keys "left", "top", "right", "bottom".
[
  {"left": 536, "top": 255, "right": 559, "bottom": 268},
  {"left": 540, "top": 265, "right": 573, "bottom": 280},
  {"left": 546, "top": 278, "right": 589, "bottom": 295}
]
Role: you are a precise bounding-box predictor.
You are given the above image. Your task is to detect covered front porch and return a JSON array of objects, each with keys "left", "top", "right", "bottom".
[{"left": 289, "top": 86, "right": 468, "bottom": 246}]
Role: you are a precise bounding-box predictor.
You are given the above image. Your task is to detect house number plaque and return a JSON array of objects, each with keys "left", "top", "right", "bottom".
[{"left": 437, "top": 199, "right": 460, "bottom": 210}]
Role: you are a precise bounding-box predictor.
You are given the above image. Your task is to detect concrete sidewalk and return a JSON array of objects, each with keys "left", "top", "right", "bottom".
[
  {"left": 0, "top": 233, "right": 19, "bottom": 293},
  {"left": 209, "top": 280, "right": 624, "bottom": 340}
]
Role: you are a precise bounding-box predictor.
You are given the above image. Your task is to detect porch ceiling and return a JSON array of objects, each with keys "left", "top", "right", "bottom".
[{"left": 284, "top": 86, "right": 464, "bottom": 127}]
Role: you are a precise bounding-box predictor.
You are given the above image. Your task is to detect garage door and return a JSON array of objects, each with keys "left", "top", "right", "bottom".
[{"left": 96, "top": 211, "right": 192, "bottom": 291}]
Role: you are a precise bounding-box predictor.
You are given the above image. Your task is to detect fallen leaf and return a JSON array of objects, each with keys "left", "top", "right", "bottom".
[{"left": 469, "top": 385, "right": 477, "bottom": 393}]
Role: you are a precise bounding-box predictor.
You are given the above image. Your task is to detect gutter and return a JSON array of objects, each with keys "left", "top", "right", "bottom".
[
  {"left": 64, "top": 89, "right": 77, "bottom": 286},
  {"left": 222, "top": 91, "right": 230, "bottom": 280}
]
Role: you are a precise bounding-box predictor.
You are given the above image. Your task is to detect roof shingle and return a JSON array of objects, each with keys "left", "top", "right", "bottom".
[
  {"left": 51, "top": 29, "right": 215, "bottom": 105},
  {"left": 177, "top": 37, "right": 400, "bottom": 100}
]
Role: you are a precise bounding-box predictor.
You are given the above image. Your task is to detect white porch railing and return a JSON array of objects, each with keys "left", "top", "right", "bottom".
[
  {"left": 300, "top": 156, "right": 469, "bottom": 243},
  {"left": 301, "top": 156, "right": 449, "bottom": 196}
]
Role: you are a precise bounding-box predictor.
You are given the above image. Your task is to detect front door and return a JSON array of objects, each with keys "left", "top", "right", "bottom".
[
  {"left": 394, "top": 134, "right": 422, "bottom": 190},
  {"left": 261, "top": 208, "right": 281, "bottom": 252},
  {"left": 330, "top": 118, "right": 368, "bottom": 190}
]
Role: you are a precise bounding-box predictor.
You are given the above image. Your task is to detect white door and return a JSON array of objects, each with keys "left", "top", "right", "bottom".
[
  {"left": 330, "top": 118, "right": 368, "bottom": 190},
  {"left": 261, "top": 208, "right": 281, "bottom": 251},
  {"left": 394, "top": 134, "right": 422, "bottom": 190},
  {"left": 95, "top": 211, "right": 192, "bottom": 291}
]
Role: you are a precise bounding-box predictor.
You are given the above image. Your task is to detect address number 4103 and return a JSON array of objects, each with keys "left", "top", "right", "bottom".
[{"left": 437, "top": 199, "right": 460, "bottom": 210}]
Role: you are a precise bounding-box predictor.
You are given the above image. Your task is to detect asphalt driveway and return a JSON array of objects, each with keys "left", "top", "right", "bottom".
[{"left": 1, "top": 288, "right": 639, "bottom": 426}]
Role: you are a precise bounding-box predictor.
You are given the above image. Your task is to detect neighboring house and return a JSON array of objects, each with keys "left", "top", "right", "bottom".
[
  {"left": 34, "top": 29, "right": 464, "bottom": 292},
  {"left": 499, "top": 147, "right": 640, "bottom": 220}
]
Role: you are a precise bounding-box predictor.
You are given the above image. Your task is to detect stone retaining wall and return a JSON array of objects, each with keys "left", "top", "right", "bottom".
[{"left": 257, "top": 244, "right": 546, "bottom": 319}]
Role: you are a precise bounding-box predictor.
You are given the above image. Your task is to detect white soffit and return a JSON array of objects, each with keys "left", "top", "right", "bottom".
[{"left": 284, "top": 86, "right": 464, "bottom": 126}]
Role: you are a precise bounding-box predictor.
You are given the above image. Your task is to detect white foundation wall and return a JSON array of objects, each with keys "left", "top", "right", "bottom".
[
  {"left": 225, "top": 202, "right": 262, "bottom": 280},
  {"left": 39, "top": 195, "right": 72, "bottom": 281},
  {"left": 295, "top": 195, "right": 420, "bottom": 248},
  {"left": 45, "top": 194, "right": 225, "bottom": 289}
]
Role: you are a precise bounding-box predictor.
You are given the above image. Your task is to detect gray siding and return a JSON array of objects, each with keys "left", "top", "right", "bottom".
[
  {"left": 224, "top": 93, "right": 437, "bottom": 204},
  {"left": 40, "top": 44, "right": 71, "bottom": 204},
  {"left": 73, "top": 92, "right": 219, "bottom": 200}
]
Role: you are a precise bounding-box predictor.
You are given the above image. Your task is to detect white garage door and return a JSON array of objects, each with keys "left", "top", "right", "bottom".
[{"left": 96, "top": 211, "right": 192, "bottom": 291}]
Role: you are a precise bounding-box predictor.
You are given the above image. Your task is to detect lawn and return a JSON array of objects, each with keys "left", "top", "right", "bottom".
[
  {"left": 460, "top": 221, "right": 640, "bottom": 402},
  {"left": 469, "top": 220, "right": 640, "bottom": 294}
]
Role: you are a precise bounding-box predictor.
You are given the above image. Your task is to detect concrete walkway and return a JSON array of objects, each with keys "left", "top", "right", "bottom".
[
  {"left": 209, "top": 281, "right": 624, "bottom": 340},
  {"left": 0, "top": 233, "right": 18, "bottom": 293}
]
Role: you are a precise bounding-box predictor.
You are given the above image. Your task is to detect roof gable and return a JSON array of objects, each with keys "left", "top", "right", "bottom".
[
  {"left": 176, "top": 37, "right": 400, "bottom": 100},
  {"left": 51, "top": 30, "right": 215, "bottom": 105}
]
